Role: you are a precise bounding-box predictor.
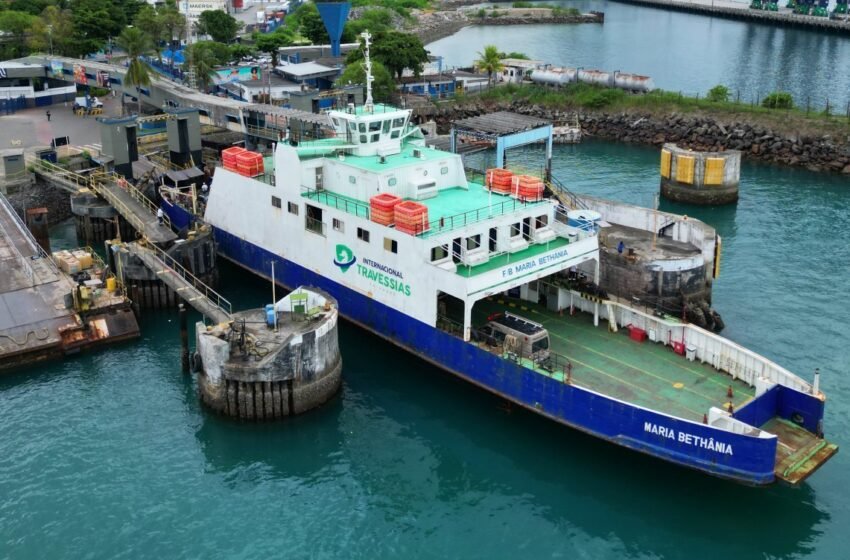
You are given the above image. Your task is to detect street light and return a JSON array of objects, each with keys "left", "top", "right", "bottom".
[{"left": 47, "top": 24, "right": 53, "bottom": 56}]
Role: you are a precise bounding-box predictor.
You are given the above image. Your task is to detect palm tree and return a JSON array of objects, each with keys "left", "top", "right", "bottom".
[
  {"left": 475, "top": 45, "right": 504, "bottom": 87},
  {"left": 185, "top": 44, "right": 218, "bottom": 93},
  {"left": 116, "top": 27, "right": 153, "bottom": 116}
]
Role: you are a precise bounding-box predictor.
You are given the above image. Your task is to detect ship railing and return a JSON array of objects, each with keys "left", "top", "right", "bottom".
[
  {"left": 304, "top": 215, "right": 326, "bottom": 237},
  {"left": 417, "top": 196, "right": 545, "bottom": 238},
  {"left": 88, "top": 170, "right": 174, "bottom": 232},
  {"left": 301, "top": 186, "right": 370, "bottom": 219},
  {"left": 437, "top": 314, "right": 576, "bottom": 383}
]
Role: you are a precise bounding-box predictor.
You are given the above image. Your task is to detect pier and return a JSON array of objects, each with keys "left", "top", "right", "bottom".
[
  {"left": 610, "top": 0, "right": 850, "bottom": 34},
  {"left": 0, "top": 192, "right": 138, "bottom": 370}
]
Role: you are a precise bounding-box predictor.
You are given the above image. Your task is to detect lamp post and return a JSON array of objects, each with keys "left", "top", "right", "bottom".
[{"left": 47, "top": 24, "right": 53, "bottom": 56}]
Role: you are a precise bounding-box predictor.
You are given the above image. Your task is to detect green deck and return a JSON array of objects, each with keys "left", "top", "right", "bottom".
[
  {"left": 456, "top": 237, "right": 570, "bottom": 277},
  {"left": 469, "top": 297, "right": 755, "bottom": 422}
]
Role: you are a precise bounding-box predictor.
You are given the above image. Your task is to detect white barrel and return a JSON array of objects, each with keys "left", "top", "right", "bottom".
[
  {"left": 577, "top": 69, "right": 613, "bottom": 87},
  {"left": 531, "top": 67, "right": 577, "bottom": 86},
  {"left": 614, "top": 73, "right": 655, "bottom": 92}
]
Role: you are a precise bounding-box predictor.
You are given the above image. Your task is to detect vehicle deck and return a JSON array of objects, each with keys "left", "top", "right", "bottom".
[
  {"left": 470, "top": 297, "right": 755, "bottom": 422},
  {"left": 761, "top": 417, "right": 839, "bottom": 484}
]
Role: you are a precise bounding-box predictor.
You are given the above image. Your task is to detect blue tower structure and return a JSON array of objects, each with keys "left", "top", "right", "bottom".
[{"left": 315, "top": 2, "right": 351, "bottom": 58}]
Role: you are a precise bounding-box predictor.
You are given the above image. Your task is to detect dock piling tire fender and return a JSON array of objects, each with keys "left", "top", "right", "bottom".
[{"left": 190, "top": 350, "right": 202, "bottom": 373}]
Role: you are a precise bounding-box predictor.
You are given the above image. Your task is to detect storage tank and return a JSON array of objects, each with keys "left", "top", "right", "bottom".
[
  {"left": 567, "top": 210, "right": 602, "bottom": 232},
  {"left": 613, "top": 72, "right": 654, "bottom": 92},
  {"left": 530, "top": 67, "right": 577, "bottom": 86},
  {"left": 577, "top": 69, "right": 613, "bottom": 87}
]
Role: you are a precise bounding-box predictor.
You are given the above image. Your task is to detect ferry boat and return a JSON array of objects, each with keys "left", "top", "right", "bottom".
[{"left": 162, "top": 40, "right": 837, "bottom": 486}]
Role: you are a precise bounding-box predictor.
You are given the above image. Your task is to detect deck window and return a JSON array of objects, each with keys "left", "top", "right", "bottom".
[
  {"left": 390, "top": 131, "right": 400, "bottom": 139},
  {"left": 357, "top": 227, "right": 370, "bottom": 243},
  {"left": 333, "top": 218, "right": 344, "bottom": 232},
  {"left": 359, "top": 123, "right": 366, "bottom": 133},
  {"left": 371, "top": 133, "right": 379, "bottom": 142},
  {"left": 382, "top": 120, "right": 391, "bottom": 133},
  {"left": 272, "top": 196, "right": 282, "bottom": 208},
  {"left": 359, "top": 135, "right": 367, "bottom": 143},
  {"left": 349, "top": 122, "right": 356, "bottom": 131},
  {"left": 369, "top": 121, "right": 381, "bottom": 132},
  {"left": 384, "top": 237, "right": 398, "bottom": 254},
  {"left": 535, "top": 215, "right": 548, "bottom": 228},
  {"left": 287, "top": 201, "right": 298, "bottom": 215},
  {"left": 466, "top": 235, "right": 481, "bottom": 250},
  {"left": 392, "top": 117, "right": 405, "bottom": 128},
  {"left": 305, "top": 204, "right": 324, "bottom": 235},
  {"left": 431, "top": 245, "right": 448, "bottom": 261},
  {"left": 510, "top": 222, "right": 522, "bottom": 237}
]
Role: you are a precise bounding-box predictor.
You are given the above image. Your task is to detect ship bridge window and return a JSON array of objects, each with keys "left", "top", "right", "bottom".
[
  {"left": 226, "top": 114, "right": 240, "bottom": 124},
  {"left": 382, "top": 120, "right": 391, "bottom": 133},
  {"left": 359, "top": 123, "right": 366, "bottom": 133},
  {"left": 357, "top": 227, "right": 370, "bottom": 243},
  {"left": 360, "top": 135, "right": 367, "bottom": 143},
  {"left": 384, "top": 237, "right": 398, "bottom": 254},
  {"left": 392, "top": 117, "right": 405, "bottom": 128},
  {"left": 391, "top": 131, "right": 400, "bottom": 139},
  {"left": 369, "top": 121, "right": 381, "bottom": 132},
  {"left": 332, "top": 118, "right": 340, "bottom": 127},
  {"left": 431, "top": 245, "right": 449, "bottom": 261},
  {"left": 371, "top": 133, "right": 379, "bottom": 142},
  {"left": 350, "top": 122, "right": 356, "bottom": 132}
]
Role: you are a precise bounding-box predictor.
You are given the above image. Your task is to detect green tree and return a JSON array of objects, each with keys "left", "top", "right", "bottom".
[
  {"left": 347, "top": 31, "right": 429, "bottom": 80},
  {"left": 336, "top": 59, "right": 395, "bottom": 103},
  {"left": 28, "top": 6, "right": 75, "bottom": 56},
  {"left": 135, "top": 5, "right": 165, "bottom": 62},
  {"left": 345, "top": 8, "right": 394, "bottom": 38},
  {"left": 229, "top": 43, "right": 255, "bottom": 61},
  {"left": 185, "top": 42, "right": 219, "bottom": 93},
  {"left": 71, "top": 0, "right": 121, "bottom": 56},
  {"left": 191, "top": 40, "right": 231, "bottom": 65},
  {"left": 195, "top": 10, "right": 241, "bottom": 44},
  {"left": 0, "top": 11, "right": 37, "bottom": 58},
  {"left": 298, "top": 4, "right": 329, "bottom": 44},
  {"left": 116, "top": 27, "right": 152, "bottom": 115},
  {"left": 707, "top": 85, "right": 730, "bottom": 103},
  {"left": 158, "top": 0, "right": 186, "bottom": 70},
  {"left": 255, "top": 29, "right": 294, "bottom": 66},
  {"left": 475, "top": 44, "right": 504, "bottom": 85}
]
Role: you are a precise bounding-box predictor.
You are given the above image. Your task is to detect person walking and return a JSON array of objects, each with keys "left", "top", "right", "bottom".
[
  {"left": 46, "top": 110, "right": 51, "bottom": 122},
  {"left": 156, "top": 207, "right": 164, "bottom": 226}
]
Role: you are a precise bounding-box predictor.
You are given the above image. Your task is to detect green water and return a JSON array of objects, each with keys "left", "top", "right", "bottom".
[{"left": 2, "top": 141, "right": 849, "bottom": 558}]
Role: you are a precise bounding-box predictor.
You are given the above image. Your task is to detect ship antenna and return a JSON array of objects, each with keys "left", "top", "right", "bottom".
[{"left": 360, "top": 30, "right": 374, "bottom": 113}]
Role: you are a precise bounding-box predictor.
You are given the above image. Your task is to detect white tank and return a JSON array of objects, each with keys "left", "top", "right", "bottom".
[
  {"left": 530, "top": 67, "right": 577, "bottom": 86},
  {"left": 577, "top": 69, "right": 614, "bottom": 87},
  {"left": 614, "top": 72, "right": 655, "bottom": 92}
]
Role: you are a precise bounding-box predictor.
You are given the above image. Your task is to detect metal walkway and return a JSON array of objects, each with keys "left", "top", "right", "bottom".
[
  {"left": 123, "top": 241, "right": 232, "bottom": 325},
  {"left": 31, "top": 160, "right": 177, "bottom": 244}
]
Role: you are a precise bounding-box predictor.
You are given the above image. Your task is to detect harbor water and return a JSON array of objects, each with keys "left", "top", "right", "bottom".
[
  {"left": 427, "top": 0, "right": 850, "bottom": 109},
  {"left": 2, "top": 141, "right": 849, "bottom": 558}
]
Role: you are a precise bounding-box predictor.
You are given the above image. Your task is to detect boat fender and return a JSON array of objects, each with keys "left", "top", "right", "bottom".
[{"left": 190, "top": 351, "right": 202, "bottom": 373}]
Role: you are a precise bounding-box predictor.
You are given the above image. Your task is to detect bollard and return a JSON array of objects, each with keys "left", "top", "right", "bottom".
[{"left": 179, "top": 303, "right": 189, "bottom": 373}]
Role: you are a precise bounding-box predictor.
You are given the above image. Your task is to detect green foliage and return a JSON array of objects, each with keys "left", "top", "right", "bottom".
[
  {"left": 229, "top": 44, "right": 255, "bottom": 61},
  {"left": 499, "top": 51, "right": 529, "bottom": 60},
  {"left": 191, "top": 41, "right": 231, "bottom": 65},
  {"left": 29, "top": 6, "right": 76, "bottom": 55},
  {"left": 336, "top": 59, "right": 395, "bottom": 102},
  {"left": 195, "top": 10, "right": 242, "bottom": 44},
  {"left": 512, "top": 1, "right": 533, "bottom": 7},
  {"left": 475, "top": 45, "right": 504, "bottom": 83},
  {"left": 345, "top": 8, "right": 395, "bottom": 37},
  {"left": 350, "top": 0, "right": 429, "bottom": 18},
  {"left": 347, "top": 31, "right": 428, "bottom": 80},
  {"left": 707, "top": 84, "right": 730, "bottom": 103},
  {"left": 135, "top": 4, "right": 164, "bottom": 61},
  {"left": 296, "top": 3, "right": 330, "bottom": 44},
  {"left": 6, "top": 0, "right": 55, "bottom": 16},
  {"left": 0, "top": 11, "right": 37, "bottom": 58},
  {"left": 761, "top": 91, "right": 793, "bottom": 109},
  {"left": 254, "top": 28, "right": 295, "bottom": 66},
  {"left": 476, "top": 8, "right": 487, "bottom": 17},
  {"left": 185, "top": 42, "right": 220, "bottom": 92}
]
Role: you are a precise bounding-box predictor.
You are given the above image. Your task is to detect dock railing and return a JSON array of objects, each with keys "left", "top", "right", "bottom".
[{"left": 138, "top": 241, "right": 233, "bottom": 319}]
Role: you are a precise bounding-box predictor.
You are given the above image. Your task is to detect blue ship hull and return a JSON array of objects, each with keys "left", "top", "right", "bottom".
[{"left": 164, "top": 203, "right": 819, "bottom": 485}]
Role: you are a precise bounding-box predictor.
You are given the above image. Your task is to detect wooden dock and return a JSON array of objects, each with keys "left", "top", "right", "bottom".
[{"left": 610, "top": 0, "right": 850, "bottom": 34}]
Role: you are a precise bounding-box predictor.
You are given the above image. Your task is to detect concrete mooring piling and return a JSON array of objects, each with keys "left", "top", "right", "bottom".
[
  {"left": 660, "top": 143, "right": 741, "bottom": 205},
  {"left": 195, "top": 287, "right": 342, "bottom": 421}
]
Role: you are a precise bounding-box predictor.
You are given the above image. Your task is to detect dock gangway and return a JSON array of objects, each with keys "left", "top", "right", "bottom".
[{"left": 122, "top": 241, "right": 232, "bottom": 325}]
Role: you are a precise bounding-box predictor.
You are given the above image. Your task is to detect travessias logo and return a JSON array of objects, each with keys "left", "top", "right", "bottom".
[{"left": 333, "top": 244, "right": 356, "bottom": 273}]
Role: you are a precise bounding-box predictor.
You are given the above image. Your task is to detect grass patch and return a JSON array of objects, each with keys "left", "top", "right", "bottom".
[{"left": 450, "top": 84, "right": 850, "bottom": 136}]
